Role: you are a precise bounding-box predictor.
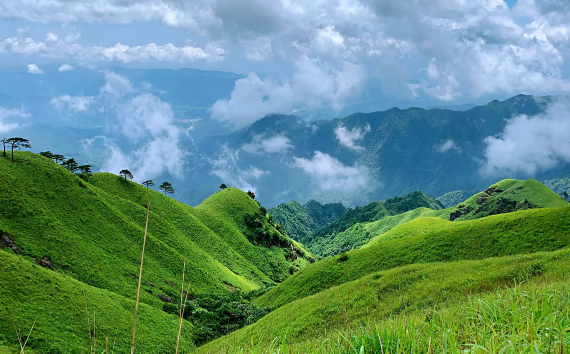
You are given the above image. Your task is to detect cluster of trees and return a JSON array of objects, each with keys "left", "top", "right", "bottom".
[
  {"left": 39, "top": 151, "right": 93, "bottom": 178},
  {"left": 119, "top": 169, "right": 175, "bottom": 195},
  {"left": 1, "top": 137, "right": 32, "bottom": 163},
  {"left": 163, "top": 291, "right": 270, "bottom": 346},
  {"left": 561, "top": 191, "right": 569, "bottom": 201}
]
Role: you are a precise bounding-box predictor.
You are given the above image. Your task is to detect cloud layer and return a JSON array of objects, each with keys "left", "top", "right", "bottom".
[
  {"left": 0, "top": 105, "right": 30, "bottom": 133},
  {"left": 482, "top": 96, "right": 570, "bottom": 176},
  {"left": 293, "top": 151, "right": 369, "bottom": 191},
  {"left": 335, "top": 123, "right": 371, "bottom": 151}
]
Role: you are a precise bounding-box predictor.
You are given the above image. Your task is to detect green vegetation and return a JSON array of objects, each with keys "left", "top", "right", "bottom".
[
  {"left": 270, "top": 200, "right": 347, "bottom": 245},
  {"left": 0, "top": 151, "right": 311, "bottom": 352},
  {"left": 198, "top": 248, "right": 570, "bottom": 353},
  {"left": 256, "top": 206, "right": 570, "bottom": 308},
  {"left": 0, "top": 248, "right": 194, "bottom": 353},
  {"left": 544, "top": 176, "right": 570, "bottom": 199},
  {"left": 436, "top": 189, "right": 478, "bottom": 208},
  {"left": 307, "top": 191, "right": 443, "bottom": 258}
]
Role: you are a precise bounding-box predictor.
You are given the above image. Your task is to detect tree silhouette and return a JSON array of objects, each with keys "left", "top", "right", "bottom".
[
  {"left": 53, "top": 154, "right": 65, "bottom": 164},
  {"left": 563, "top": 191, "right": 569, "bottom": 201},
  {"left": 78, "top": 165, "right": 92, "bottom": 178},
  {"left": 219, "top": 183, "right": 227, "bottom": 190},
  {"left": 142, "top": 180, "right": 155, "bottom": 188},
  {"left": 62, "top": 158, "right": 79, "bottom": 172},
  {"left": 1, "top": 138, "right": 8, "bottom": 157},
  {"left": 247, "top": 190, "right": 256, "bottom": 200},
  {"left": 40, "top": 151, "right": 54, "bottom": 160},
  {"left": 159, "top": 181, "right": 175, "bottom": 195},
  {"left": 6, "top": 137, "right": 31, "bottom": 163},
  {"left": 119, "top": 169, "right": 133, "bottom": 181}
]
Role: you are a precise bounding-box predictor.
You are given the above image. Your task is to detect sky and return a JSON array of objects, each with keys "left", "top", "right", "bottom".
[{"left": 1, "top": 0, "right": 570, "bottom": 116}]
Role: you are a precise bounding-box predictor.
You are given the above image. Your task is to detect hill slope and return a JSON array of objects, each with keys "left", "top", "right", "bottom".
[
  {"left": 0, "top": 151, "right": 311, "bottom": 352},
  {"left": 269, "top": 200, "right": 347, "bottom": 245},
  {"left": 199, "top": 247, "right": 570, "bottom": 353},
  {"left": 255, "top": 206, "right": 570, "bottom": 308},
  {"left": 305, "top": 191, "right": 443, "bottom": 257}
]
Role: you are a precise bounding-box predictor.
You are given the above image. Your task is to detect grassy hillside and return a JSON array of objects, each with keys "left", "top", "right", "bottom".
[
  {"left": 0, "top": 151, "right": 312, "bottom": 351},
  {"left": 255, "top": 206, "right": 570, "bottom": 308},
  {"left": 198, "top": 248, "right": 570, "bottom": 353},
  {"left": 427, "top": 179, "right": 568, "bottom": 222},
  {"left": 307, "top": 191, "right": 443, "bottom": 258},
  {"left": 270, "top": 200, "right": 347, "bottom": 245},
  {"left": 0, "top": 249, "right": 193, "bottom": 354}
]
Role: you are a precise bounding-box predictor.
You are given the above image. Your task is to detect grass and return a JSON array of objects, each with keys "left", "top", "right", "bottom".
[
  {"left": 0, "top": 248, "right": 194, "bottom": 354},
  {"left": 255, "top": 206, "right": 570, "bottom": 308},
  {"left": 198, "top": 247, "right": 570, "bottom": 353},
  {"left": 0, "top": 151, "right": 310, "bottom": 353}
]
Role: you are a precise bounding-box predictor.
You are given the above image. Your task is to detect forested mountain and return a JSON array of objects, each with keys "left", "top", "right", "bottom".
[{"left": 184, "top": 94, "right": 570, "bottom": 208}]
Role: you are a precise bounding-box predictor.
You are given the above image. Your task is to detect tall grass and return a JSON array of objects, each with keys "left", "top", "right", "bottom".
[{"left": 223, "top": 281, "right": 570, "bottom": 354}]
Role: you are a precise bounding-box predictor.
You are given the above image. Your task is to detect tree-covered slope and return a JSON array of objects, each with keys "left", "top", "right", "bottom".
[
  {"left": 269, "top": 200, "right": 347, "bottom": 244},
  {"left": 306, "top": 191, "right": 443, "bottom": 257},
  {"left": 0, "top": 152, "right": 308, "bottom": 310},
  {"left": 199, "top": 248, "right": 570, "bottom": 353},
  {"left": 255, "top": 206, "right": 570, "bottom": 309}
]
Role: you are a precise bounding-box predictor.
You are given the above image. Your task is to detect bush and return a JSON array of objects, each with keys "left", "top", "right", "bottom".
[{"left": 338, "top": 252, "right": 349, "bottom": 262}]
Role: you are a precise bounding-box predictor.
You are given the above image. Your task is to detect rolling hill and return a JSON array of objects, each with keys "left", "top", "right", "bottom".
[
  {"left": 255, "top": 203, "right": 570, "bottom": 309},
  {"left": 0, "top": 151, "right": 310, "bottom": 353}
]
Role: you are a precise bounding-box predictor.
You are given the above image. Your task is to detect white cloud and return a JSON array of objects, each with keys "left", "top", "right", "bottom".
[
  {"left": 0, "top": 105, "right": 30, "bottom": 133},
  {"left": 1, "top": 36, "right": 228, "bottom": 63},
  {"left": 334, "top": 123, "right": 371, "bottom": 151},
  {"left": 69, "top": 72, "right": 185, "bottom": 181},
  {"left": 58, "top": 64, "right": 74, "bottom": 71},
  {"left": 51, "top": 94, "right": 95, "bottom": 113},
  {"left": 27, "top": 64, "right": 43, "bottom": 74},
  {"left": 292, "top": 151, "right": 369, "bottom": 191},
  {"left": 436, "top": 139, "right": 462, "bottom": 153},
  {"left": 242, "top": 134, "right": 293, "bottom": 154},
  {"left": 481, "top": 97, "right": 570, "bottom": 176},
  {"left": 208, "top": 146, "right": 263, "bottom": 192},
  {"left": 210, "top": 56, "right": 365, "bottom": 129},
  {"left": 245, "top": 37, "right": 272, "bottom": 61}
]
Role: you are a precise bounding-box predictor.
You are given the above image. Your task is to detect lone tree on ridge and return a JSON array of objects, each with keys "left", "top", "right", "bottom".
[
  {"left": 247, "top": 190, "right": 256, "bottom": 200},
  {"left": 40, "top": 151, "right": 55, "bottom": 160},
  {"left": 53, "top": 154, "right": 65, "bottom": 164},
  {"left": 142, "top": 180, "right": 155, "bottom": 188},
  {"left": 159, "top": 181, "right": 175, "bottom": 195},
  {"left": 119, "top": 169, "right": 133, "bottom": 181},
  {"left": 219, "top": 183, "right": 227, "bottom": 190},
  {"left": 63, "top": 158, "right": 79, "bottom": 172},
  {"left": 78, "top": 165, "right": 92, "bottom": 178},
  {"left": 6, "top": 137, "right": 31, "bottom": 163}
]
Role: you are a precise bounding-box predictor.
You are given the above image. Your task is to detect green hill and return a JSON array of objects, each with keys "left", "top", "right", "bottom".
[
  {"left": 0, "top": 151, "right": 311, "bottom": 352},
  {"left": 305, "top": 191, "right": 443, "bottom": 258},
  {"left": 255, "top": 206, "right": 570, "bottom": 309},
  {"left": 436, "top": 189, "right": 478, "bottom": 208},
  {"left": 198, "top": 248, "right": 570, "bottom": 353},
  {"left": 269, "top": 200, "right": 347, "bottom": 245}
]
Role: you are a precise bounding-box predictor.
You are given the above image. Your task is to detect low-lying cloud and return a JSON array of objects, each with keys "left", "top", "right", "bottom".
[
  {"left": 210, "top": 56, "right": 365, "bottom": 129},
  {"left": 27, "top": 64, "right": 43, "bottom": 74},
  {"left": 481, "top": 97, "right": 570, "bottom": 176},
  {"left": 0, "top": 105, "right": 30, "bottom": 133},
  {"left": 209, "top": 146, "right": 267, "bottom": 192},
  {"left": 436, "top": 139, "right": 462, "bottom": 153},
  {"left": 335, "top": 123, "right": 371, "bottom": 151},
  {"left": 293, "top": 151, "right": 368, "bottom": 191},
  {"left": 60, "top": 71, "right": 184, "bottom": 181},
  {"left": 242, "top": 134, "right": 293, "bottom": 155}
]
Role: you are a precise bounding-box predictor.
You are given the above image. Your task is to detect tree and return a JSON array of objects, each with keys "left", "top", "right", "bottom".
[
  {"left": 219, "top": 183, "right": 228, "bottom": 190},
  {"left": 62, "top": 158, "right": 79, "bottom": 172},
  {"left": 563, "top": 191, "right": 569, "bottom": 201},
  {"left": 247, "top": 190, "right": 256, "bottom": 200},
  {"left": 1, "top": 138, "right": 8, "bottom": 157},
  {"left": 142, "top": 180, "right": 155, "bottom": 188},
  {"left": 78, "top": 165, "right": 92, "bottom": 178},
  {"left": 159, "top": 181, "right": 175, "bottom": 195},
  {"left": 53, "top": 154, "right": 65, "bottom": 164},
  {"left": 6, "top": 137, "right": 31, "bottom": 163},
  {"left": 119, "top": 169, "right": 133, "bottom": 181},
  {"left": 40, "top": 151, "right": 54, "bottom": 160}
]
